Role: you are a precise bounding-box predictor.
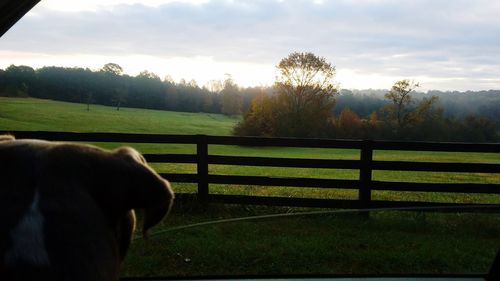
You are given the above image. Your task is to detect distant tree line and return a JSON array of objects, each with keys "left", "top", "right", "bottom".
[
  {"left": 331, "top": 80, "right": 498, "bottom": 142},
  {"left": 0, "top": 64, "right": 260, "bottom": 115},
  {"left": 332, "top": 88, "right": 500, "bottom": 141},
  {"left": 334, "top": 89, "right": 500, "bottom": 128},
  {"left": 1, "top": 61, "right": 498, "bottom": 142}
]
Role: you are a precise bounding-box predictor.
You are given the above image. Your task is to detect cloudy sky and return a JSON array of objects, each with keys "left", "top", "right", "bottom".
[{"left": 1, "top": 0, "right": 500, "bottom": 91}]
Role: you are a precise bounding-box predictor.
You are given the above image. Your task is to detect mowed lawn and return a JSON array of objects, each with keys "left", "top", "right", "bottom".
[{"left": 1, "top": 97, "right": 500, "bottom": 276}]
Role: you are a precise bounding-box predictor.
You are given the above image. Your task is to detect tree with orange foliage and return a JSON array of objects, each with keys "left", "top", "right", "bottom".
[
  {"left": 233, "top": 90, "right": 277, "bottom": 136},
  {"left": 337, "top": 108, "right": 362, "bottom": 138}
]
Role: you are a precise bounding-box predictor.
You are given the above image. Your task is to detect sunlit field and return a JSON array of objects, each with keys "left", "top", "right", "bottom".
[
  {"left": 1, "top": 97, "right": 499, "bottom": 276},
  {"left": 0, "top": 97, "right": 237, "bottom": 135}
]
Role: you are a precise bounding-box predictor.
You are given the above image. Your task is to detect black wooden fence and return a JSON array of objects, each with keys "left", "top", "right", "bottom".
[{"left": 4, "top": 131, "right": 500, "bottom": 210}]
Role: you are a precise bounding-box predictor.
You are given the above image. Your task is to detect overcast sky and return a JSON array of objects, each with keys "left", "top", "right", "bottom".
[{"left": 1, "top": 0, "right": 500, "bottom": 91}]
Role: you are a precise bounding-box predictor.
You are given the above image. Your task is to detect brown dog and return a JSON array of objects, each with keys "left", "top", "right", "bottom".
[{"left": 0, "top": 136, "right": 174, "bottom": 281}]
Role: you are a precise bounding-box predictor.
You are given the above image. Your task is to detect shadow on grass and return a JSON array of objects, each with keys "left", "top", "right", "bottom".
[{"left": 122, "top": 203, "right": 500, "bottom": 277}]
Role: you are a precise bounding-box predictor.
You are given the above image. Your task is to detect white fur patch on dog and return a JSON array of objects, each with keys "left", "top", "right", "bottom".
[{"left": 4, "top": 191, "right": 50, "bottom": 266}]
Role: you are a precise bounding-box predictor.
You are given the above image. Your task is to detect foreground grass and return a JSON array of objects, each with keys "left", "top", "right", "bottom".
[
  {"left": 122, "top": 205, "right": 500, "bottom": 276},
  {"left": 2, "top": 97, "right": 499, "bottom": 276}
]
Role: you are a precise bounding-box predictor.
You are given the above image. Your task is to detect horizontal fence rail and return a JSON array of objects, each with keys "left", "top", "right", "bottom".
[{"left": 2, "top": 130, "right": 500, "bottom": 210}]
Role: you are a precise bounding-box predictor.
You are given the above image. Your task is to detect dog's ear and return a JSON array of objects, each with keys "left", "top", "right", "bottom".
[{"left": 112, "top": 147, "right": 174, "bottom": 238}]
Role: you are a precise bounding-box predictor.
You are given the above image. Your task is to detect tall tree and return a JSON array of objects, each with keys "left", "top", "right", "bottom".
[
  {"left": 220, "top": 74, "right": 242, "bottom": 116},
  {"left": 234, "top": 52, "right": 338, "bottom": 138},
  {"left": 274, "top": 52, "right": 338, "bottom": 137},
  {"left": 383, "top": 79, "right": 419, "bottom": 134}
]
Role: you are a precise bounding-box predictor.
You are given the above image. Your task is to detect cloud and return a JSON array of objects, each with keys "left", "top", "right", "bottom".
[{"left": 1, "top": 0, "right": 499, "bottom": 90}]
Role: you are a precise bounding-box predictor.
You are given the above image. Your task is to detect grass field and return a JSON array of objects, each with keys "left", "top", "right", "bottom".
[
  {"left": 2, "top": 97, "right": 498, "bottom": 203},
  {"left": 0, "top": 97, "right": 237, "bottom": 135},
  {"left": 123, "top": 209, "right": 500, "bottom": 276},
  {"left": 1, "top": 97, "right": 499, "bottom": 276}
]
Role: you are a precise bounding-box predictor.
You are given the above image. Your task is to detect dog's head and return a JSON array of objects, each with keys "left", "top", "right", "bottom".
[{"left": 0, "top": 138, "right": 174, "bottom": 280}]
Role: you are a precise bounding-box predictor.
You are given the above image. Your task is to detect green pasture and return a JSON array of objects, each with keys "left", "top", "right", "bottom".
[
  {"left": 0, "top": 97, "right": 237, "bottom": 135},
  {"left": 2, "top": 97, "right": 498, "bottom": 204},
  {"left": 1, "top": 97, "right": 500, "bottom": 276}
]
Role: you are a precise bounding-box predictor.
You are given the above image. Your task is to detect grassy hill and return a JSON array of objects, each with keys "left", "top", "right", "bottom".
[{"left": 0, "top": 97, "right": 239, "bottom": 135}]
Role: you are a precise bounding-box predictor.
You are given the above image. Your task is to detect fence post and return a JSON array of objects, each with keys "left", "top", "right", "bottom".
[
  {"left": 359, "top": 140, "right": 373, "bottom": 214},
  {"left": 197, "top": 134, "right": 209, "bottom": 208}
]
